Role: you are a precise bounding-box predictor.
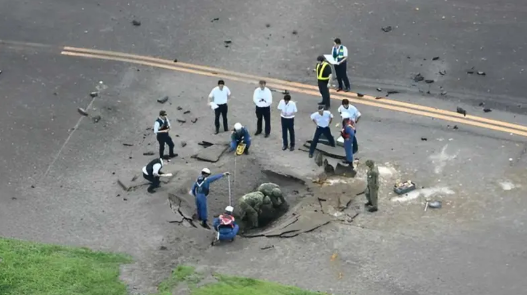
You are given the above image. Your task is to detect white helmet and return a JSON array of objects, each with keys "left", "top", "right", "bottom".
[
  {"left": 234, "top": 122, "right": 242, "bottom": 131},
  {"left": 225, "top": 206, "right": 234, "bottom": 213},
  {"left": 201, "top": 168, "right": 211, "bottom": 174}
]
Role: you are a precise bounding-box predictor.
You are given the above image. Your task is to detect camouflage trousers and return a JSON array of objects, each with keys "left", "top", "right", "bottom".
[
  {"left": 240, "top": 201, "right": 259, "bottom": 228},
  {"left": 365, "top": 187, "right": 378, "bottom": 209}
]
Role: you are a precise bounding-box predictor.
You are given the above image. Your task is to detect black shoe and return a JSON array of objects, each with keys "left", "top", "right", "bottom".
[
  {"left": 255, "top": 132, "right": 262, "bottom": 136},
  {"left": 201, "top": 221, "right": 211, "bottom": 229},
  {"left": 214, "top": 130, "right": 219, "bottom": 135},
  {"left": 244, "top": 149, "right": 249, "bottom": 155},
  {"left": 169, "top": 153, "right": 178, "bottom": 158},
  {"left": 264, "top": 134, "right": 269, "bottom": 138},
  {"left": 282, "top": 146, "right": 288, "bottom": 151},
  {"left": 289, "top": 146, "right": 294, "bottom": 151},
  {"left": 224, "top": 128, "right": 229, "bottom": 132},
  {"left": 336, "top": 88, "right": 343, "bottom": 92},
  {"left": 368, "top": 207, "right": 378, "bottom": 213},
  {"left": 147, "top": 188, "right": 156, "bottom": 194},
  {"left": 309, "top": 154, "right": 313, "bottom": 158},
  {"left": 364, "top": 202, "right": 372, "bottom": 206}
]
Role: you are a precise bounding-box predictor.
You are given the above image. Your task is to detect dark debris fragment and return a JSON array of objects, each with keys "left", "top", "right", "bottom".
[
  {"left": 483, "top": 108, "right": 492, "bottom": 113},
  {"left": 132, "top": 20, "right": 141, "bottom": 26},
  {"left": 456, "top": 107, "right": 467, "bottom": 116},
  {"left": 381, "top": 26, "right": 392, "bottom": 32},
  {"left": 414, "top": 73, "right": 424, "bottom": 82}
]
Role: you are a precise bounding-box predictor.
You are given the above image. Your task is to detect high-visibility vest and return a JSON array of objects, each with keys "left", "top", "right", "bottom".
[
  {"left": 333, "top": 46, "right": 345, "bottom": 62},
  {"left": 316, "top": 62, "right": 330, "bottom": 81}
]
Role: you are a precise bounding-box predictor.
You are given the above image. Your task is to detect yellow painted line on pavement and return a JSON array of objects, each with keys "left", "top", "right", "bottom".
[
  {"left": 60, "top": 50, "right": 527, "bottom": 137},
  {"left": 63, "top": 46, "right": 527, "bottom": 133}
]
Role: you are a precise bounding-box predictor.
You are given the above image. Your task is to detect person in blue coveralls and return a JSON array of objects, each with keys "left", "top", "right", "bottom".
[
  {"left": 213, "top": 206, "right": 239, "bottom": 242},
  {"left": 229, "top": 122, "right": 251, "bottom": 155},
  {"left": 191, "top": 168, "right": 229, "bottom": 229},
  {"left": 340, "top": 117, "right": 356, "bottom": 167}
]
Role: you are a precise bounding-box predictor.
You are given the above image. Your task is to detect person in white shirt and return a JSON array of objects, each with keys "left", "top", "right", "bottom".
[
  {"left": 337, "top": 99, "right": 361, "bottom": 125},
  {"left": 253, "top": 80, "right": 273, "bottom": 137},
  {"left": 308, "top": 105, "right": 336, "bottom": 158},
  {"left": 332, "top": 38, "right": 351, "bottom": 92},
  {"left": 277, "top": 94, "right": 297, "bottom": 151},
  {"left": 208, "top": 80, "right": 231, "bottom": 134},
  {"left": 142, "top": 158, "right": 165, "bottom": 193}
]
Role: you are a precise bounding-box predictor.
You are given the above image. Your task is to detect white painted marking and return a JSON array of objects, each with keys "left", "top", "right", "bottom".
[
  {"left": 429, "top": 144, "right": 459, "bottom": 174},
  {"left": 391, "top": 186, "right": 455, "bottom": 203}
]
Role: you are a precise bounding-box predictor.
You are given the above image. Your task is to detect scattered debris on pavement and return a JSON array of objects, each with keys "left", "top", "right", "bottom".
[
  {"left": 386, "top": 90, "right": 399, "bottom": 96},
  {"left": 183, "top": 110, "right": 190, "bottom": 114},
  {"left": 177, "top": 106, "right": 183, "bottom": 110},
  {"left": 77, "top": 108, "right": 89, "bottom": 116},
  {"left": 157, "top": 96, "right": 169, "bottom": 104},
  {"left": 477, "top": 71, "right": 486, "bottom": 76},
  {"left": 191, "top": 118, "right": 198, "bottom": 123},
  {"left": 260, "top": 245, "right": 274, "bottom": 250},
  {"left": 483, "top": 108, "right": 492, "bottom": 113},
  {"left": 376, "top": 87, "right": 382, "bottom": 92},
  {"left": 177, "top": 119, "right": 186, "bottom": 123},
  {"left": 421, "top": 137, "right": 427, "bottom": 141},
  {"left": 143, "top": 151, "right": 155, "bottom": 156},
  {"left": 173, "top": 59, "right": 178, "bottom": 63},
  {"left": 357, "top": 93, "right": 364, "bottom": 97},
  {"left": 211, "top": 17, "right": 219, "bottom": 22},
  {"left": 292, "top": 30, "right": 298, "bottom": 35},
  {"left": 429, "top": 200, "right": 442, "bottom": 209},
  {"left": 181, "top": 141, "right": 187, "bottom": 147},
  {"left": 375, "top": 96, "right": 383, "bottom": 100},
  {"left": 224, "top": 40, "right": 232, "bottom": 44},
  {"left": 456, "top": 107, "right": 467, "bottom": 116},
  {"left": 89, "top": 92, "right": 98, "bottom": 98},
  {"left": 159, "top": 246, "right": 168, "bottom": 250},
  {"left": 381, "top": 26, "right": 392, "bottom": 32},
  {"left": 92, "top": 115, "right": 101, "bottom": 123},
  {"left": 414, "top": 73, "right": 424, "bottom": 82},
  {"left": 432, "top": 56, "right": 440, "bottom": 60},
  {"left": 453, "top": 125, "right": 459, "bottom": 129},
  {"left": 131, "top": 20, "right": 141, "bottom": 26},
  {"left": 425, "top": 79, "right": 434, "bottom": 84},
  {"left": 479, "top": 102, "right": 485, "bottom": 106},
  {"left": 467, "top": 67, "right": 475, "bottom": 74},
  {"left": 265, "top": 23, "right": 271, "bottom": 28},
  {"left": 441, "top": 91, "right": 447, "bottom": 96},
  {"left": 123, "top": 143, "right": 134, "bottom": 147},
  {"left": 439, "top": 70, "right": 446, "bottom": 75}
]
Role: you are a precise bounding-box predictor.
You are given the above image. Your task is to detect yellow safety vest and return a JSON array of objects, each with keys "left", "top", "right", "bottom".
[{"left": 316, "top": 62, "right": 330, "bottom": 81}]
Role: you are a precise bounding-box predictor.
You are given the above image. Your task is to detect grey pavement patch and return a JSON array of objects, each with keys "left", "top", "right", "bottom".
[{"left": 193, "top": 145, "right": 228, "bottom": 163}]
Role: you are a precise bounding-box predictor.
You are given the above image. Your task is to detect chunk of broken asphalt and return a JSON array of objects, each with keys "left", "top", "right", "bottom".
[
  {"left": 453, "top": 125, "right": 459, "bottom": 130},
  {"left": 386, "top": 90, "right": 399, "bottom": 96},
  {"left": 292, "top": 30, "right": 298, "bottom": 35},
  {"left": 479, "top": 102, "right": 485, "bottom": 106},
  {"left": 260, "top": 245, "right": 274, "bottom": 250},
  {"left": 456, "top": 107, "right": 467, "bottom": 117},
  {"left": 183, "top": 110, "right": 190, "bottom": 114},
  {"left": 441, "top": 91, "right": 447, "bottom": 96},
  {"left": 432, "top": 56, "right": 440, "bottom": 60},
  {"left": 477, "top": 71, "right": 486, "bottom": 76},
  {"left": 421, "top": 137, "right": 427, "bottom": 141},
  {"left": 375, "top": 96, "right": 383, "bottom": 100},
  {"left": 77, "top": 108, "right": 89, "bottom": 116},
  {"left": 173, "top": 59, "right": 178, "bottom": 63},
  {"left": 90, "top": 92, "right": 98, "bottom": 98},
  {"left": 143, "top": 151, "right": 155, "bottom": 156},
  {"left": 159, "top": 246, "right": 168, "bottom": 250},
  {"left": 123, "top": 143, "right": 134, "bottom": 146},
  {"left": 191, "top": 118, "right": 198, "bottom": 123},
  {"left": 381, "top": 26, "right": 392, "bottom": 32},
  {"left": 265, "top": 23, "right": 271, "bottom": 28},
  {"left": 177, "top": 106, "right": 183, "bottom": 110},
  {"left": 376, "top": 87, "right": 382, "bottom": 92},
  {"left": 414, "top": 73, "right": 424, "bottom": 82},
  {"left": 483, "top": 108, "right": 492, "bottom": 113},
  {"left": 439, "top": 70, "right": 446, "bottom": 75},
  {"left": 425, "top": 79, "right": 434, "bottom": 84},
  {"left": 157, "top": 96, "right": 169, "bottom": 104},
  {"left": 181, "top": 141, "right": 187, "bottom": 147},
  {"left": 224, "top": 40, "right": 232, "bottom": 44},
  {"left": 357, "top": 93, "right": 364, "bottom": 97},
  {"left": 92, "top": 115, "right": 101, "bottom": 123},
  {"left": 211, "top": 17, "right": 219, "bottom": 22},
  {"left": 131, "top": 20, "right": 141, "bottom": 26},
  {"left": 467, "top": 70, "right": 475, "bottom": 74},
  {"left": 176, "top": 119, "right": 186, "bottom": 123}
]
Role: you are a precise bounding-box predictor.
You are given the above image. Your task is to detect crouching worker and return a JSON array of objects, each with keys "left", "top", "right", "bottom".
[
  {"left": 213, "top": 206, "right": 239, "bottom": 241},
  {"left": 239, "top": 192, "right": 271, "bottom": 229},
  {"left": 191, "top": 168, "right": 230, "bottom": 229},
  {"left": 229, "top": 122, "right": 251, "bottom": 155}
]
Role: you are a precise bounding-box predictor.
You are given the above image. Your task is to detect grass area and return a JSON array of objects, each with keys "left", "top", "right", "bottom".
[
  {"left": 153, "top": 265, "right": 328, "bottom": 295},
  {"left": 0, "top": 238, "right": 131, "bottom": 295}
]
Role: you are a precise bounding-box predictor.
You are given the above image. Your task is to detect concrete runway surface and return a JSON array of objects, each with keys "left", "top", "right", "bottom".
[{"left": 1, "top": 0, "right": 527, "bottom": 294}]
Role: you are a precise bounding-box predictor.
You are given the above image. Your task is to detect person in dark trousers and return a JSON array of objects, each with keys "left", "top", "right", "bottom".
[
  {"left": 208, "top": 80, "right": 231, "bottom": 134},
  {"left": 253, "top": 80, "right": 273, "bottom": 137},
  {"left": 332, "top": 38, "right": 351, "bottom": 92},
  {"left": 308, "top": 105, "right": 335, "bottom": 158},
  {"left": 277, "top": 94, "right": 297, "bottom": 151},
  {"left": 316, "top": 55, "right": 332, "bottom": 109},
  {"left": 142, "top": 158, "right": 166, "bottom": 193},
  {"left": 154, "top": 110, "right": 177, "bottom": 159}
]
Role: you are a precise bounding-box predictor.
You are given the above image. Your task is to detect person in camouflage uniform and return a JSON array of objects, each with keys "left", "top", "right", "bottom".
[
  {"left": 257, "top": 183, "right": 286, "bottom": 207},
  {"left": 364, "top": 160, "right": 379, "bottom": 212},
  {"left": 238, "top": 191, "right": 271, "bottom": 228}
]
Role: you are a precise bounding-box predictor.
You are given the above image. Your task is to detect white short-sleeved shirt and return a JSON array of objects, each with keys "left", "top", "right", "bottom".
[
  {"left": 338, "top": 105, "right": 361, "bottom": 122},
  {"left": 311, "top": 111, "right": 333, "bottom": 128},
  {"left": 142, "top": 159, "right": 164, "bottom": 176},
  {"left": 332, "top": 45, "right": 349, "bottom": 58},
  {"left": 277, "top": 100, "right": 297, "bottom": 118},
  {"left": 209, "top": 86, "right": 231, "bottom": 105}
]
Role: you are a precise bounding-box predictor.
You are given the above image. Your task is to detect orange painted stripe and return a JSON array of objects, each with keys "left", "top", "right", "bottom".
[
  {"left": 62, "top": 46, "right": 527, "bottom": 133},
  {"left": 61, "top": 50, "right": 527, "bottom": 138}
]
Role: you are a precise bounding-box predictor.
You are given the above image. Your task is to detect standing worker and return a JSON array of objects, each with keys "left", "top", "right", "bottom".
[
  {"left": 212, "top": 206, "right": 239, "bottom": 242},
  {"left": 154, "top": 110, "right": 177, "bottom": 159},
  {"left": 308, "top": 105, "right": 335, "bottom": 158},
  {"left": 364, "top": 160, "right": 379, "bottom": 212},
  {"left": 332, "top": 38, "right": 351, "bottom": 92},
  {"left": 316, "top": 55, "right": 332, "bottom": 109},
  {"left": 340, "top": 118, "right": 356, "bottom": 166},
  {"left": 253, "top": 80, "right": 273, "bottom": 137},
  {"left": 229, "top": 123, "right": 251, "bottom": 155},
  {"left": 208, "top": 80, "right": 231, "bottom": 134},
  {"left": 190, "top": 168, "right": 230, "bottom": 229},
  {"left": 142, "top": 158, "right": 166, "bottom": 193},
  {"left": 337, "top": 99, "right": 361, "bottom": 125},
  {"left": 277, "top": 94, "right": 297, "bottom": 151}
]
